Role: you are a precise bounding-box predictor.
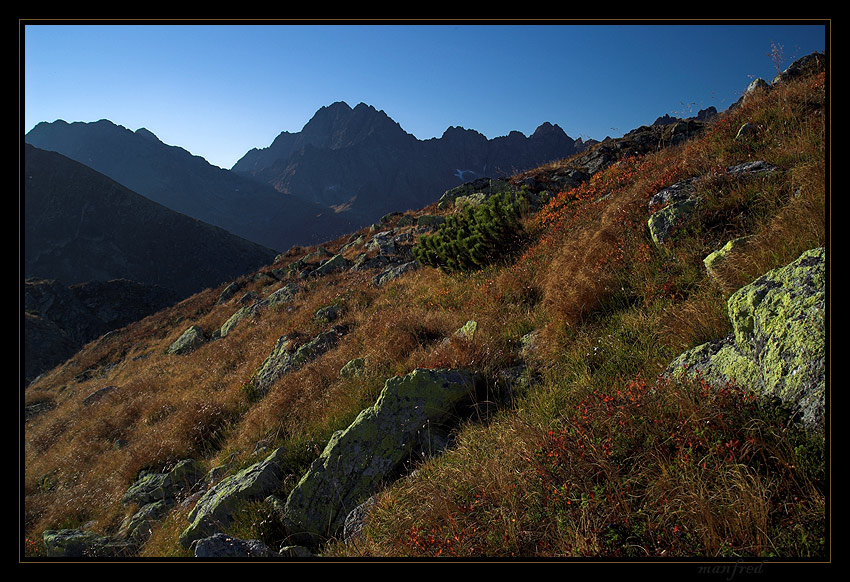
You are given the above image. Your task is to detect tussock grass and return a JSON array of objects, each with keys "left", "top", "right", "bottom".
[{"left": 24, "top": 68, "right": 826, "bottom": 559}]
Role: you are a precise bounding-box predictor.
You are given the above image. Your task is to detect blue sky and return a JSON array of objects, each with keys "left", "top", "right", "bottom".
[{"left": 23, "top": 21, "right": 827, "bottom": 170}]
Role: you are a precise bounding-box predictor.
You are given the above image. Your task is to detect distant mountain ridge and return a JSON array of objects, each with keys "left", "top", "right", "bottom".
[
  {"left": 232, "top": 101, "right": 584, "bottom": 224},
  {"left": 25, "top": 103, "right": 587, "bottom": 249},
  {"left": 25, "top": 119, "right": 357, "bottom": 251},
  {"left": 24, "top": 143, "right": 279, "bottom": 297}
]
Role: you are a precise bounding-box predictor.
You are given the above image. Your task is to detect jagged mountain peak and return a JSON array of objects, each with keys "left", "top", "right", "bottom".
[{"left": 301, "top": 100, "right": 412, "bottom": 149}]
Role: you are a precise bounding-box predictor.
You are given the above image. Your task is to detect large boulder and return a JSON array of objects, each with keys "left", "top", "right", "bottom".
[
  {"left": 667, "top": 247, "right": 825, "bottom": 432},
  {"left": 179, "top": 447, "right": 289, "bottom": 548},
  {"left": 281, "top": 368, "right": 480, "bottom": 542}
]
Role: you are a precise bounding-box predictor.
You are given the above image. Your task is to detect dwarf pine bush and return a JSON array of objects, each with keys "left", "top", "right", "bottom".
[{"left": 412, "top": 191, "right": 529, "bottom": 273}]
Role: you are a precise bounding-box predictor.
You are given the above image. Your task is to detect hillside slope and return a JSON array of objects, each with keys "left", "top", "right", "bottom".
[
  {"left": 25, "top": 121, "right": 357, "bottom": 251},
  {"left": 22, "top": 53, "right": 827, "bottom": 561},
  {"left": 24, "top": 144, "right": 279, "bottom": 297}
]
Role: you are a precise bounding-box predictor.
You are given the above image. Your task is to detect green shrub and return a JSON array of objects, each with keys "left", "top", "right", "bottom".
[{"left": 412, "top": 191, "right": 529, "bottom": 273}]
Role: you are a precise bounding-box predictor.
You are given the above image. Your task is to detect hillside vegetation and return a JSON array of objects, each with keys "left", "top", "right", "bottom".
[{"left": 23, "top": 56, "right": 826, "bottom": 560}]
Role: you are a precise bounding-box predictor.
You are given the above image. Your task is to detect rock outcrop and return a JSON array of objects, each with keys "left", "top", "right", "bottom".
[
  {"left": 180, "top": 447, "right": 289, "bottom": 549},
  {"left": 667, "top": 247, "right": 825, "bottom": 432},
  {"left": 280, "top": 368, "right": 481, "bottom": 543},
  {"left": 248, "top": 325, "right": 349, "bottom": 399}
]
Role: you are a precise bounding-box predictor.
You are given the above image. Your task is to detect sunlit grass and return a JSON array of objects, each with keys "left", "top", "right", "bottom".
[{"left": 24, "top": 70, "right": 826, "bottom": 559}]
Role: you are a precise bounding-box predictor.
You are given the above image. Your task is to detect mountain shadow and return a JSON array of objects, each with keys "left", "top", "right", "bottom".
[
  {"left": 24, "top": 143, "right": 279, "bottom": 298},
  {"left": 25, "top": 120, "right": 358, "bottom": 251}
]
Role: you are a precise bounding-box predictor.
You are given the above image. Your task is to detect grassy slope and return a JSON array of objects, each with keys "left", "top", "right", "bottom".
[{"left": 23, "top": 69, "right": 826, "bottom": 559}]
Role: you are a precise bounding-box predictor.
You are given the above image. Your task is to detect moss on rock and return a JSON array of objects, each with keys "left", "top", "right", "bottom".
[
  {"left": 281, "top": 368, "right": 479, "bottom": 541},
  {"left": 668, "top": 248, "right": 825, "bottom": 432}
]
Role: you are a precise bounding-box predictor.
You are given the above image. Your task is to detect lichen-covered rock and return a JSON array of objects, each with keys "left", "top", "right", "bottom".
[
  {"left": 281, "top": 368, "right": 479, "bottom": 541},
  {"left": 216, "top": 281, "right": 242, "bottom": 304},
  {"left": 122, "top": 459, "right": 205, "bottom": 507},
  {"left": 314, "top": 304, "right": 341, "bottom": 322},
  {"left": 250, "top": 326, "right": 347, "bottom": 398},
  {"left": 454, "top": 320, "right": 478, "bottom": 341},
  {"left": 668, "top": 247, "right": 825, "bottom": 432},
  {"left": 219, "top": 304, "right": 257, "bottom": 337},
  {"left": 437, "top": 178, "right": 515, "bottom": 209},
  {"left": 311, "top": 254, "right": 350, "bottom": 277},
  {"left": 703, "top": 236, "right": 750, "bottom": 275},
  {"left": 118, "top": 499, "right": 172, "bottom": 542},
  {"left": 166, "top": 325, "right": 207, "bottom": 355},
  {"left": 42, "top": 529, "right": 135, "bottom": 558},
  {"left": 647, "top": 195, "right": 701, "bottom": 247},
  {"left": 647, "top": 177, "right": 698, "bottom": 213},
  {"left": 180, "top": 447, "right": 288, "bottom": 548},
  {"left": 340, "top": 357, "right": 367, "bottom": 378},
  {"left": 262, "top": 282, "right": 299, "bottom": 309}
]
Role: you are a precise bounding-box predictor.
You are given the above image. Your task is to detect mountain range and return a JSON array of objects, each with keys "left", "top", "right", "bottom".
[
  {"left": 231, "top": 101, "right": 587, "bottom": 221},
  {"left": 23, "top": 103, "right": 586, "bottom": 383},
  {"left": 25, "top": 102, "right": 587, "bottom": 252}
]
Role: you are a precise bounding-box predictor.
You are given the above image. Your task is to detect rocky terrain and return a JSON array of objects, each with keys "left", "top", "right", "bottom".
[{"left": 23, "top": 52, "right": 827, "bottom": 561}]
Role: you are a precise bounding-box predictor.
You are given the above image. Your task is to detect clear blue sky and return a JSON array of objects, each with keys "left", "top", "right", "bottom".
[{"left": 23, "top": 21, "right": 827, "bottom": 170}]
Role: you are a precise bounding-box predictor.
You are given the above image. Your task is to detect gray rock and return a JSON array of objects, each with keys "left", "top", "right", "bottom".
[
  {"left": 366, "top": 231, "right": 398, "bottom": 256},
  {"left": 311, "top": 254, "right": 350, "bottom": 277},
  {"left": 372, "top": 260, "right": 420, "bottom": 287},
  {"left": 263, "top": 283, "right": 300, "bottom": 308},
  {"left": 249, "top": 326, "right": 348, "bottom": 398},
  {"left": 219, "top": 303, "right": 258, "bottom": 337},
  {"left": 42, "top": 529, "right": 135, "bottom": 558},
  {"left": 648, "top": 177, "right": 698, "bottom": 213},
  {"left": 216, "top": 281, "right": 242, "bottom": 304},
  {"left": 193, "top": 533, "right": 273, "bottom": 558},
  {"left": 118, "top": 499, "right": 172, "bottom": 542},
  {"left": 772, "top": 52, "right": 826, "bottom": 85},
  {"left": 647, "top": 195, "right": 702, "bottom": 247},
  {"left": 314, "top": 304, "right": 341, "bottom": 322},
  {"left": 342, "top": 496, "right": 378, "bottom": 543},
  {"left": 122, "top": 459, "right": 206, "bottom": 507},
  {"left": 726, "top": 160, "right": 780, "bottom": 176},
  {"left": 281, "top": 368, "right": 480, "bottom": 541},
  {"left": 437, "top": 177, "right": 515, "bottom": 209},
  {"left": 667, "top": 248, "right": 825, "bottom": 432},
  {"left": 166, "top": 325, "right": 207, "bottom": 355},
  {"left": 180, "top": 447, "right": 289, "bottom": 549}
]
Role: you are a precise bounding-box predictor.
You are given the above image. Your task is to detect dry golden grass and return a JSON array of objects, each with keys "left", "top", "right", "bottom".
[{"left": 24, "top": 67, "right": 827, "bottom": 558}]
